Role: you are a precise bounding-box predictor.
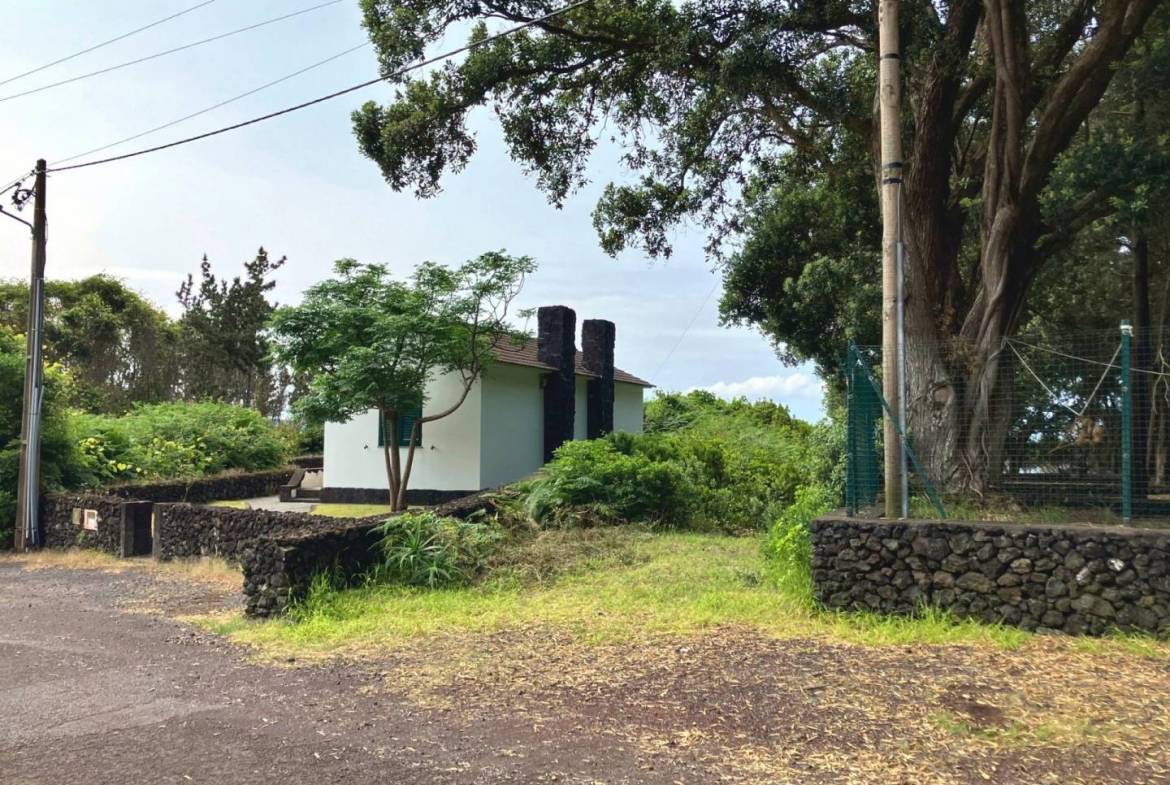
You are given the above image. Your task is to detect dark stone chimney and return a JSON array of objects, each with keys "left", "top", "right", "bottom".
[
  {"left": 538, "top": 305, "right": 577, "bottom": 461},
  {"left": 582, "top": 319, "right": 615, "bottom": 439}
]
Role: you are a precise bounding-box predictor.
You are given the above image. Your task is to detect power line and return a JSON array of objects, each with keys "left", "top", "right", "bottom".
[
  {"left": 653, "top": 277, "right": 720, "bottom": 380},
  {"left": 51, "top": 41, "right": 370, "bottom": 166},
  {"left": 46, "top": 0, "right": 596, "bottom": 174},
  {"left": 0, "top": 1, "right": 219, "bottom": 87},
  {"left": 0, "top": 0, "right": 345, "bottom": 104}
]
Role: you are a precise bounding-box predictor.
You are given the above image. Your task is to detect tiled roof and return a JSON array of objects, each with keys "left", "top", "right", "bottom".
[{"left": 493, "top": 338, "right": 653, "bottom": 387}]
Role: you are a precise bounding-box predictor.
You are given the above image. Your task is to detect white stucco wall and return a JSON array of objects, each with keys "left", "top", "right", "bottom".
[
  {"left": 614, "top": 381, "right": 645, "bottom": 434},
  {"left": 478, "top": 363, "right": 545, "bottom": 488},
  {"left": 325, "top": 366, "right": 648, "bottom": 492},
  {"left": 323, "top": 369, "right": 483, "bottom": 492}
]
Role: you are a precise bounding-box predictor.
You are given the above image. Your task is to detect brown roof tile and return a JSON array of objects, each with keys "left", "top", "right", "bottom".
[{"left": 492, "top": 338, "right": 653, "bottom": 387}]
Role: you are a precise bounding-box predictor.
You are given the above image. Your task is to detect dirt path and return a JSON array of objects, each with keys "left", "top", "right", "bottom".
[{"left": 1, "top": 556, "right": 1169, "bottom": 784}]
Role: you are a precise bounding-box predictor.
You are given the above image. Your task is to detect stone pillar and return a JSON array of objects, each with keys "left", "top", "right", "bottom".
[
  {"left": 538, "top": 305, "right": 577, "bottom": 462},
  {"left": 583, "top": 319, "right": 615, "bottom": 439}
]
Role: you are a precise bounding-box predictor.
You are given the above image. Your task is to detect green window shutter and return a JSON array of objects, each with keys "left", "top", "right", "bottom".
[
  {"left": 377, "top": 407, "right": 424, "bottom": 448},
  {"left": 398, "top": 405, "right": 423, "bottom": 447}
]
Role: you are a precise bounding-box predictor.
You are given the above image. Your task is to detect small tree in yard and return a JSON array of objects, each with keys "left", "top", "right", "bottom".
[{"left": 269, "top": 253, "right": 534, "bottom": 511}]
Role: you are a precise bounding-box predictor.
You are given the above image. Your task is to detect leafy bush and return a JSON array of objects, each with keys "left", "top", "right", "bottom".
[
  {"left": 274, "top": 418, "right": 324, "bottom": 457},
  {"left": 371, "top": 511, "right": 503, "bottom": 588},
  {"left": 0, "top": 327, "right": 82, "bottom": 547},
  {"left": 72, "top": 401, "right": 288, "bottom": 484},
  {"left": 523, "top": 390, "right": 843, "bottom": 533},
  {"left": 525, "top": 440, "right": 688, "bottom": 526},
  {"left": 762, "top": 483, "right": 836, "bottom": 597}
]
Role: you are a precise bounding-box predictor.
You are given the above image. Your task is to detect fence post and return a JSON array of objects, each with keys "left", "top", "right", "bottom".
[
  {"left": 1121, "top": 320, "right": 1133, "bottom": 523},
  {"left": 845, "top": 344, "right": 857, "bottom": 517}
]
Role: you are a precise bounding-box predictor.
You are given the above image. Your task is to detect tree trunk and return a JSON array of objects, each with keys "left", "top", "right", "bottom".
[
  {"left": 381, "top": 409, "right": 404, "bottom": 509},
  {"left": 395, "top": 421, "right": 422, "bottom": 512}
]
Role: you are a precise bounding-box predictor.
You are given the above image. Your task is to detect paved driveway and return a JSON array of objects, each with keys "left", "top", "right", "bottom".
[{"left": 0, "top": 558, "right": 658, "bottom": 785}]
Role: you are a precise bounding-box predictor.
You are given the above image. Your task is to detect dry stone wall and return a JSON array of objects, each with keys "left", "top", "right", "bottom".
[
  {"left": 100, "top": 468, "right": 294, "bottom": 504},
  {"left": 811, "top": 514, "right": 1170, "bottom": 636},
  {"left": 241, "top": 520, "right": 385, "bottom": 617},
  {"left": 41, "top": 493, "right": 128, "bottom": 554}
]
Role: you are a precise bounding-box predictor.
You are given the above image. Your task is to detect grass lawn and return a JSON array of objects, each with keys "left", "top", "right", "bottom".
[
  {"left": 195, "top": 527, "right": 1170, "bottom": 782},
  {"left": 207, "top": 528, "right": 1079, "bottom": 657},
  {"left": 206, "top": 499, "right": 394, "bottom": 518},
  {"left": 308, "top": 503, "right": 395, "bottom": 518}
]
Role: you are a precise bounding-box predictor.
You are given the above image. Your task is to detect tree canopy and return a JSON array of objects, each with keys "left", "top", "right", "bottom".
[
  {"left": 177, "top": 248, "right": 287, "bottom": 416},
  {"left": 0, "top": 275, "right": 179, "bottom": 413},
  {"left": 269, "top": 252, "right": 534, "bottom": 509},
  {"left": 354, "top": 0, "right": 1168, "bottom": 489}
]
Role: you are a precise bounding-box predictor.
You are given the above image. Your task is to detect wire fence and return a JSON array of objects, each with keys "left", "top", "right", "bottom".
[{"left": 844, "top": 324, "right": 1170, "bottom": 526}]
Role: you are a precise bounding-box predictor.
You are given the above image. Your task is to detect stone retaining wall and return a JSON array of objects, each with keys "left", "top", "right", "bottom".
[
  {"left": 101, "top": 468, "right": 295, "bottom": 504},
  {"left": 41, "top": 493, "right": 128, "bottom": 554},
  {"left": 154, "top": 503, "right": 383, "bottom": 562},
  {"left": 811, "top": 514, "right": 1170, "bottom": 636},
  {"left": 238, "top": 493, "right": 497, "bottom": 617},
  {"left": 241, "top": 520, "right": 385, "bottom": 617}
]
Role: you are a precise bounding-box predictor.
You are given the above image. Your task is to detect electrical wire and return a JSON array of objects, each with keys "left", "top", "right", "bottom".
[
  {"left": 0, "top": 1, "right": 219, "bottom": 87},
  {"left": 0, "top": 174, "right": 31, "bottom": 199},
  {"left": 51, "top": 41, "right": 370, "bottom": 166},
  {"left": 653, "top": 276, "right": 720, "bottom": 380},
  {"left": 0, "top": 0, "right": 345, "bottom": 104},
  {"left": 46, "top": 0, "right": 596, "bottom": 174}
]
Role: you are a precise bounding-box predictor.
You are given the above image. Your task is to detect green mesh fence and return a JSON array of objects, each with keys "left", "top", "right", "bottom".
[{"left": 843, "top": 325, "right": 1170, "bottom": 524}]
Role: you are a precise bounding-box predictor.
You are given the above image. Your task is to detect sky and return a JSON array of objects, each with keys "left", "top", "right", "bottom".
[{"left": 0, "top": 0, "right": 826, "bottom": 422}]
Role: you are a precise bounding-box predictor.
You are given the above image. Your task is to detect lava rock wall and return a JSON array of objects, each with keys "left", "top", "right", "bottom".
[{"left": 811, "top": 515, "right": 1170, "bottom": 636}]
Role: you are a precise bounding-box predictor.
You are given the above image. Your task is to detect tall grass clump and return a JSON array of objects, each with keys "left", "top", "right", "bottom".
[
  {"left": 762, "top": 483, "right": 836, "bottom": 600},
  {"left": 371, "top": 511, "right": 503, "bottom": 588}
]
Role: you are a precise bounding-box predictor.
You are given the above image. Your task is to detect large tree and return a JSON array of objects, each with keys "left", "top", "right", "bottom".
[
  {"left": 0, "top": 275, "right": 179, "bottom": 412},
  {"left": 177, "top": 248, "right": 286, "bottom": 415},
  {"left": 353, "top": 0, "right": 1165, "bottom": 491},
  {"left": 269, "top": 252, "right": 533, "bottom": 510}
]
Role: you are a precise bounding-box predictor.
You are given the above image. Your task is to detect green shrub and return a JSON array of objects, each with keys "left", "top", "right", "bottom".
[
  {"left": 274, "top": 419, "right": 324, "bottom": 457},
  {"left": 0, "top": 327, "right": 81, "bottom": 547},
  {"left": 521, "top": 389, "right": 843, "bottom": 533},
  {"left": 762, "top": 484, "right": 836, "bottom": 597},
  {"left": 525, "top": 440, "right": 688, "bottom": 526},
  {"left": 72, "top": 401, "right": 288, "bottom": 484},
  {"left": 371, "top": 511, "right": 503, "bottom": 588}
]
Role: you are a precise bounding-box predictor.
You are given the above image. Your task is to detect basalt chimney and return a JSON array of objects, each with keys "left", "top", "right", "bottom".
[
  {"left": 538, "top": 305, "right": 577, "bottom": 461},
  {"left": 582, "top": 319, "right": 615, "bottom": 439}
]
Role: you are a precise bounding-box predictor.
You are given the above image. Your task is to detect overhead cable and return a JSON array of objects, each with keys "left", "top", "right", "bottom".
[
  {"left": 0, "top": 0, "right": 219, "bottom": 87},
  {"left": 0, "top": 0, "right": 345, "bottom": 104},
  {"left": 51, "top": 41, "right": 370, "bottom": 166},
  {"left": 46, "top": 0, "right": 595, "bottom": 174}
]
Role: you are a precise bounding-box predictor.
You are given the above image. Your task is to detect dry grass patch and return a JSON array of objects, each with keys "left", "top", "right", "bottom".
[
  {"left": 5, "top": 548, "right": 128, "bottom": 572},
  {"left": 154, "top": 556, "right": 242, "bottom": 591},
  {"left": 3, "top": 549, "right": 240, "bottom": 591}
]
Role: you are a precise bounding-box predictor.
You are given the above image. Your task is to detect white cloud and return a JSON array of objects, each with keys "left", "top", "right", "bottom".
[{"left": 691, "top": 372, "right": 825, "bottom": 402}]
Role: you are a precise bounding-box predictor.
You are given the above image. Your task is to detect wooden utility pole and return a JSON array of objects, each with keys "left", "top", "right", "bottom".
[
  {"left": 878, "top": 1, "right": 904, "bottom": 518},
  {"left": 15, "top": 159, "right": 47, "bottom": 550}
]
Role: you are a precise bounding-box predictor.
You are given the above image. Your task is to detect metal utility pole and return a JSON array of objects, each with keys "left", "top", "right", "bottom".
[
  {"left": 878, "top": 1, "right": 905, "bottom": 519},
  {"left": 15, "top": 159, "right": 47, "bottom": 551}
]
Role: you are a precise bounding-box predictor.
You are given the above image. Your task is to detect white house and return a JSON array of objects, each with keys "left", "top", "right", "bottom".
[{"left": 320, "top": 306, "right": 652, "bottom": 504}]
